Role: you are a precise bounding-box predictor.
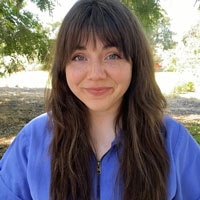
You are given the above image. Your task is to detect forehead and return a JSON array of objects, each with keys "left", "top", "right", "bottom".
[{"left": 73, "top": 31, "right": 120, "bottom": 52}]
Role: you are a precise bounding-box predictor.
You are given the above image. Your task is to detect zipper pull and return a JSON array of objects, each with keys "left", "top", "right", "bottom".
[{"left": 97, "top": 161, "right": 101, "bottom": 174}]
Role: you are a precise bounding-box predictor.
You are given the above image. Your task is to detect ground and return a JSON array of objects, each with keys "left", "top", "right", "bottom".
[
  {"left": 0, "top": 71, "right": 200, "bottom": 158},
  {"left": 0, "top": 87, "right": 45, "bottom": 157}
]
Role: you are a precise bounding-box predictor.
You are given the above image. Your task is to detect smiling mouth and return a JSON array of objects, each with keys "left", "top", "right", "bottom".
[{"left": 85, "top": 87, "right": 112, "bottom": 96}]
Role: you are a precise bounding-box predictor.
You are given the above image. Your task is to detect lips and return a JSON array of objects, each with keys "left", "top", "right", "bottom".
[{"left": 85, "top": 87, "right": 112, "bottom": 96}]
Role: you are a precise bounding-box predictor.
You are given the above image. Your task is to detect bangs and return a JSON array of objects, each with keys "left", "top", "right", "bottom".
[{"left": 64, "top": 0, "right": 132, "bottom": 62}]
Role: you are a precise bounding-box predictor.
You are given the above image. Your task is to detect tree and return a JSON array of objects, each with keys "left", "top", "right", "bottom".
[
  {"left": 0, "top": 0, "right": 54, "bottom": 76},
  {"left": 159, "top": 21, "right": 200, "bottom": 74},
  {"left": 181, "top": 21, "right": 200, "bottom": 71},
  {"left": 27, "top": 0, "right": 55, "bottom": 12},
  {"left": 121, "top": 0, "right": 176, "bottom": 51},
  {"left": 121, "top": 0, "right": 162, "bottom": 33}
]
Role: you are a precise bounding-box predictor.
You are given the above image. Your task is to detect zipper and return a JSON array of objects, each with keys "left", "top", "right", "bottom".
[
  {"left": 94, "top": 143, "right": 118, "bottom": 200},
  {"left": 96, "top": 160, "right": 101, "bottom": 200}
]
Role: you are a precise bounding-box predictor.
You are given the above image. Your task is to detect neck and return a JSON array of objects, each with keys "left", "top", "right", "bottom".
[{"left": 89, "top": 111, "right": 118, "bottom": 160}]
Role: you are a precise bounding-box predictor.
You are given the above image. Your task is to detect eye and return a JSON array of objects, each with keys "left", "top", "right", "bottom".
[
  {"left": 72, "top": 55, "right": 86, "bottom": 61},
  {"left": 107, "top": 53, "right": 121, "bottom": 60}
]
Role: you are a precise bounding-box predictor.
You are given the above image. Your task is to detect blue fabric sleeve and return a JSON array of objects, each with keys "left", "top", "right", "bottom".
[
  {"left": 166, "top": 118, "right": 200, "bottom": 200},
  {"left": 0, "top": 176, "right": 22, "bottom": 200},
  {"left": 0, "top": 128, "right": 32, "bottom": 199},
  {"left": 175, "top": 124, "right": 200, "bottom": 200},
  {"left": 0, "top": 113, "right": 51, "bottom": 200}
]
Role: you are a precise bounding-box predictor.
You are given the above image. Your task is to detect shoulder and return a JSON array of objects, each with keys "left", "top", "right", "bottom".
[
  {"left": 0, "top": 112, "right": 52, "bottom": 173},
  {"left": 163, "top": 115, "right": 197, "bottom": 151},
  {"left": 20, "top": 113, "right": 52, "bottom": 139},
  {"left": 0, "top": 113, "right": 52, "bottom": 199},
  {"left": 163, "top": 115, "right": 200, "bottom": 166},
  {"left": 1, "top": 113, "right": 52, "bottom": 162},
  {"left": 24, "top": 112, "right": 50, "bottom": 130},
  {"left": 19, "top": 113, "right": 52, "bottom": 152},
  {"left": 163, "top": 115, "right": 185, "bottom": 136},
  {"left": 163, "top": 114, "right": 200, "bottom": 165},
  {"left": 164, "top": 117, "right": 200, "bottom": 199}
]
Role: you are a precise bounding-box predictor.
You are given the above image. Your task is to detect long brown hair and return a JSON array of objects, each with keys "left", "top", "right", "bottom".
[{"left": 46, "top": 0, "right": 169, "bottom": 199}]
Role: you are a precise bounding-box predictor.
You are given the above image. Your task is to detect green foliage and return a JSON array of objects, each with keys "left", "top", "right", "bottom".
[
  {"left": 163, "top": 57, "right": 177, "bottom": 72},
  {"left": 184, "top": 122, "right": 200, "bottom": 144},
  {"left": 121, "top": 0, "right": 176, "bottom": 50},
  {"left": 165, "top": 66, "right": 176, "bottom": 72},
  {"left": 160, "top": 19, "right": 200, "bottom": 75},
  {"left": 0, "top": 56, "right": 24, "bottom": 76},
  {"left": 182, "top": 22, "right": 200, "bottom": 71},
  {"left": 173, "top": 82, "right": 195, "bottom": 94},
  {"left": 153, "top": 13, "right": 177, "bottom": 50},
  {"left": 193, "top": 134, "right": 200, "bottom": 144},
  {"left": 30, "top": 0, "right": 55, "bottom": 13},
  {"left": 0, "top": 0, "right": 53, "bottom": 76},
  {"left": 121, "top": 0, "right": 162, "bottom": 31}
]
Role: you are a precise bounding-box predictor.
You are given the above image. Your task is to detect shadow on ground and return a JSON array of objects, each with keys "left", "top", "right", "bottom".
[{"left": 0, "top": 87, "right": 45, "bottom": 157}]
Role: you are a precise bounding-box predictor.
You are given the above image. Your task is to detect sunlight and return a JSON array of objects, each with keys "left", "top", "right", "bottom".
[
  {"left": 160, "top": 0, "right": 199, "bottom": 38},
  {"left": 24, "top": 0, "right": 78, "bottom": 24}
]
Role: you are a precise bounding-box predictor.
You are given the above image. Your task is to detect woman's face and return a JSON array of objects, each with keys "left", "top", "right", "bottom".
[{"left": 65, "top": 37, "right": 132, "bottom": 114}]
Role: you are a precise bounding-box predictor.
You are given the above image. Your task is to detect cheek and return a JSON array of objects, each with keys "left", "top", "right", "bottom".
[
  {"left": 112, "top": 65, "right": 132, "bottom": 87},
  {"left": 65, "top": 66, "right": 86, "bottom": 86}
]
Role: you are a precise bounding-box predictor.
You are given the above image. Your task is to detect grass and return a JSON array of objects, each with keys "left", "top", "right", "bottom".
[
  {"left": 184, "top": 122, "right": 200, "bottom": 144},
  {"left": 173, "top": 81, "right": 195, "bottom": 94}
]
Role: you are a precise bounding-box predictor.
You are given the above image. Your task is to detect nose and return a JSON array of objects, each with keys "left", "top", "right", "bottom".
[{"left": 87, "top": 61, "right": 106, "bottom": 80}]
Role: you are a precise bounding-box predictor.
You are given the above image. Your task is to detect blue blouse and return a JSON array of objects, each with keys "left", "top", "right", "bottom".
[{"left": 0, "top": 113, "right": 200, "bottom": 200}]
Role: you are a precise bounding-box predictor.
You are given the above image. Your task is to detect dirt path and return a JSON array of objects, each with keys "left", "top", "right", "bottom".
[{"left": 167, "top": 97, "right": 200, "bottom": 116}]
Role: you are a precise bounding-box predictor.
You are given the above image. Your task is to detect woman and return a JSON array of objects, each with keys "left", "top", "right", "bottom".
[{"left": 0, "top": 0, "right": 200, "bottom": 199}]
